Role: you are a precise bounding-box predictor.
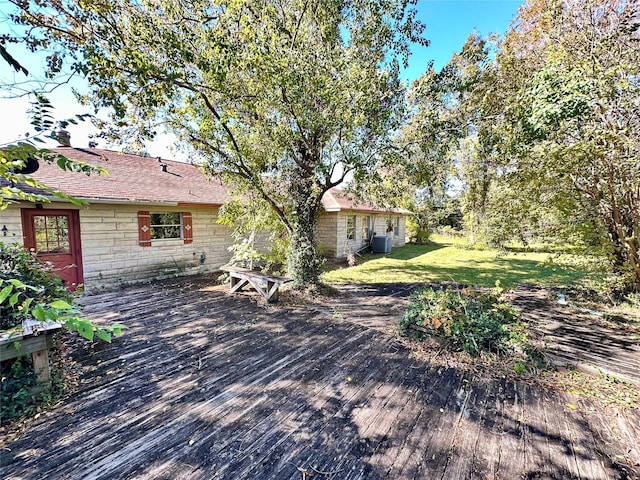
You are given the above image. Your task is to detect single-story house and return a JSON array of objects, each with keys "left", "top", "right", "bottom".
[
  {"left": 1, "top": 139, "right": 409, "bottom": 291},
  {"left": 318, "top": 188, "right": 409, "bottom": 258}
]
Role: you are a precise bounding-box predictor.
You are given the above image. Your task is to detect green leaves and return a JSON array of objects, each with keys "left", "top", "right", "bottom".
[
  {"left": 49, "top": 300, "right": 72, "bottom": 310},
  {"left": 31, "top": 304, "right": 46, "bottom": 321},
  {"left": 0, "top": 285, "right": 13, "bottom": 304},
  {"left": 524, "top": 63, "right": 594, "bottom": 139},
  {"left": 1, "top": 135, "right": 107, "bottom": 210},
  {"left": 399, "top": 286, "right": 523, "bottom": 357},
  {"left": 0, "top": 274, "right": 127, "bottom": 343},
  {"left": 63, "top": 318, "right": 128, "bottom": 343}
]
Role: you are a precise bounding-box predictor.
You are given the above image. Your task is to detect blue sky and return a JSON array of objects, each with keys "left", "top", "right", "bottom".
[
  {"left": 0, "top": 0, "right": 523, "bottom": 157},
  {"left": 404, "top": 0, "right": 523, "bottom": 79}
]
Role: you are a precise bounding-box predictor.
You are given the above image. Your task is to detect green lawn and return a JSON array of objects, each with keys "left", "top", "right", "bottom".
[{"left": 321, "top": 237, "right": 588, "bottom": 288}]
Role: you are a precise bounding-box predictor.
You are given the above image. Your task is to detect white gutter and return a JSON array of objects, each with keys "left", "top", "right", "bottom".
[{"left": 30, "top": 196, "right": 180, "bottom": 207}]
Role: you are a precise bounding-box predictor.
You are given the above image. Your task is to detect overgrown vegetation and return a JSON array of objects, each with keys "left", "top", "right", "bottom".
[
  {"left": 399, "top": 284, "right": 540, "bottom": 367},
  {"left": 0, "top": 331, "right": 78, "bottom": 423},
  {"left": 216, "top": 197, "right": 288, "bottom": 275},
  {"left": 1, "top": 356, "right": 38, "bottom": 421},
  {"left": 393, "top": 0, "right": 640, "bottom": 295},
  {"left": 0, "top": 243, "right": 126, "bottom": 341},
  {"left": 1, "top": 243, "right": 126, "bottom": 425},
  {"left": 0, "top": 243, "right": 72, "bottom": 330}
]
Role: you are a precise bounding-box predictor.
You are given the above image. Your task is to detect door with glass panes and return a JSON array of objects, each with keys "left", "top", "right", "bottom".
[{"left": 21, "top": 209, "right": 83, "bottom": 291}]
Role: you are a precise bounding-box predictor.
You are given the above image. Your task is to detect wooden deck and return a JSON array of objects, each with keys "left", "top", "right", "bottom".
[
  {"left": 1, "top": 277, "right": 638, "bottom": 479},
  {"left": 512, "top": 285, "right": 640, "bottom": 387}
]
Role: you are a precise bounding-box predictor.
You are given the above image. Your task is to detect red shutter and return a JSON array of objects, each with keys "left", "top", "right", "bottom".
[
  {"left": 183, "top": 212, "right": 193, "bottom": 244},
  {"left": 138, "top": 211, "right": 152, "bottom": 247}
]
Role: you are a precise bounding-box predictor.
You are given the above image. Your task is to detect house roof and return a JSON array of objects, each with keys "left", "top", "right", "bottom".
[
  {"left": 13, "top": 147, "right": 231, "bottom": 206},
  {"left": 321, "top": 188, "right": 412, "bottom": 215},
  {"left": 7, "top": 146, "right": 410, "bottom": 214}
]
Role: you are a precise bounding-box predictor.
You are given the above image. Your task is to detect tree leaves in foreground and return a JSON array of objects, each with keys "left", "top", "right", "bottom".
[
  {"left": 0, "top": 244, "right": 126, "bottom": 342},
  {"left": 10, "top": 0, "right": 427, "bottom": 286},
  {"left": 1, "top": 94, "right": 107, "bottom": 210}
]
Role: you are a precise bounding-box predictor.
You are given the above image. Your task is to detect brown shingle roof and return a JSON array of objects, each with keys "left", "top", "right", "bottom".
[
  {"left": 321, "top": 188, "right": 411, "bottom": 215},
  {"left": 9, "top": 148, "right": 408, "bottom": 214},
  {"left": 17, "top": 147, "right": 231, "bottom": 206}
]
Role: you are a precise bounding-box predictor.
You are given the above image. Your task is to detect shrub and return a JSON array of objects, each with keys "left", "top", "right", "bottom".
[
  {"left": 1, "top": 242, "right": 127, "bottom": 425},
  {"left": 399, "top": 284, "right": 522, "bottom": 357},
  {"left": 0, "top": 242, "right": 72, "bottom": 330},
  {"left": 1, "top": 356, "right": 38, "bottom": 421},
  {"left": 406, "top": 217, "right": 431, "bottom": 244},
  {"left": 0, "top": 332, "right": 72, "bottom": 423}
]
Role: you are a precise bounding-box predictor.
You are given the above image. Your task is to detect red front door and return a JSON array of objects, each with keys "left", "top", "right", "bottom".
[{"left": 21, "top": 209, "right": 84, "bottom": 291}]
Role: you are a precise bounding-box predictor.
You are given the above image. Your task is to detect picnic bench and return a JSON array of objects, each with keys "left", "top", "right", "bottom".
[
  {"left": 220, "top": 266, "right": 292, "bottom": 303},
  {"left": 0, "top": 319, "right": 63, "bottom": 393}
]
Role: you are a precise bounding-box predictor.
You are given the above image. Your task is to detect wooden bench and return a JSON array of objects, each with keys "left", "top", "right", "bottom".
[
  {"left": 0, "top": 319, "right": 63, "bottom": 393},
  {"left": 221, "top": 266, "right": 292, "bottom": 303}
]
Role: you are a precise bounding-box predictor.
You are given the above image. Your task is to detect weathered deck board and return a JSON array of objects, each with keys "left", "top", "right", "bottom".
[
  {"left": 513, "top": 286, "right": 640, "bottom": 386},
  {"left": 1, "top": 277, "right": 638, "bottom": 479},
  {"left": 442, "top": 378, "right": 490, "bottom": 479},
  {"left": 468, "top": 379, "right": 505, "bottom": 478}
]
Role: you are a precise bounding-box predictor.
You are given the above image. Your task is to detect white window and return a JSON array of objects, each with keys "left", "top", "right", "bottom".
[
  {"left": 362, "top": 216, "right": 371, "bottom": 241},
  {"left": 150, "top": 212, "right": 182, "bottom": 239},
  {"left": 394, "top": 217, "right": 400, "bottom": 237},
  {"left": 346, "top": 215, "right": 356, "bottom": 240}
]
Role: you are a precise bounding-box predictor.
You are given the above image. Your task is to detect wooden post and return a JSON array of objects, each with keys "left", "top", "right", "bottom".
[
  {"left": 0, "top": 320, "right": 62, "bottom": 392},
  {"left": 32, "top": 348, "right": 51, "bottom": 384}
]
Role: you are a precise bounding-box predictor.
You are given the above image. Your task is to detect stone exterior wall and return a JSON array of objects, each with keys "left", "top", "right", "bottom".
[
  {"left": 316, "top": 212, "right": 339, "bottom": 257},
  {"left": 0, "top": 207, "right": 23, "bottom": 243},
  {"left": 316, "top": 211, "right": 407, "bottom": 259},
  {"left": 2, "top": 202, "right": 235, "bottom": 291},
  {"left": 2, "top": 202, "right": 410, "bottom": 288}
]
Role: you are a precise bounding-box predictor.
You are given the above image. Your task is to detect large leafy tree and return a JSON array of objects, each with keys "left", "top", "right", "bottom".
[
  {"left": 407, "top": 0, "right": 640, "bottom": 292},
  {"left": 495, "top": 0, "right": 640, "bottom": 291},
  {"left": 9, "top": 0, "right": 426, "bottom": 286},
  {"left": 403, "top": 34, "right": 498, "bottom": 243}
]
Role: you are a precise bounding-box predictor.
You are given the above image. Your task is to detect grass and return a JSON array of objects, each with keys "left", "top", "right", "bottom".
[{"left": 321, "top": 235, "right": 588, "bottom": 288}]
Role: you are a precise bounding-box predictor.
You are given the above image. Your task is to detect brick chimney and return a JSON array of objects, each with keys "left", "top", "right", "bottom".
[{"left": 56, "top": 130, "right": 71, "bottom": 147}]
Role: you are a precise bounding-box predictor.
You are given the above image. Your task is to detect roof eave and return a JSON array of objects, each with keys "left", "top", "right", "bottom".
[{"left": 22, "top": 196, "right": 181, "bottom": 207}]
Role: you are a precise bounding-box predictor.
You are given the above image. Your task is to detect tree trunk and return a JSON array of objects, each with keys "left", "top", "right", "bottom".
[
  {"left": 601, "top": 173, "right": 640, "bottom": 292},
  {"left": 286, "top": 174, "right": 324, "bottom": 287}
]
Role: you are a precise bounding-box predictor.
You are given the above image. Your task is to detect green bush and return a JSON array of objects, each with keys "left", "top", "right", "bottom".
[
  {"left": 406, "top": 217, "right": 431, "bottom": 244},
  {"left": 1, "top": 243, "right": 127, "bottom": 425},
  {"left": 399, "top": 284, "right": 522, "bottom": 357},
  {"left": 1, "top": 356, "right": 38, "bottom": 421},
  {"left": 0, "top": 242, "right": 72, "bottom": 330}
]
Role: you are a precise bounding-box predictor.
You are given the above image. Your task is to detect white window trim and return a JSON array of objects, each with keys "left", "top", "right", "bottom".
[
  {"left": 346, "top": 215, "right": 356, "bottom": 240},
  {"left": 362, "top": 216, "right": 371, "bottom": 241}
]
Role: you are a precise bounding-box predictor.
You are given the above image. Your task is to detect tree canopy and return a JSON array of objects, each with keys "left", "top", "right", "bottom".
[
  {"left": 9, "top": 0, "right": 426, "bottom": 285},
  {"left": 498, "top": 0, "right": 640, "bottom": 292},
  {"left": 405, "top": 0, "right": 640, "bottom": 293}
]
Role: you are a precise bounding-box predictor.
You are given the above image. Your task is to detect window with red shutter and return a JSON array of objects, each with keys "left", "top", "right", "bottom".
[{"left": 138, "top": 211, "right": 193, "bottom": 245}]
